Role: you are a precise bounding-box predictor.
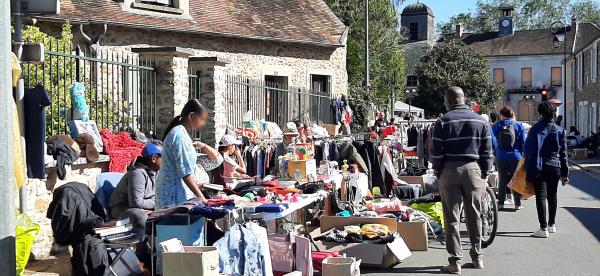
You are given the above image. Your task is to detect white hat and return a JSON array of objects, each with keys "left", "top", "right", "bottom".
[
  {"left": 283, "top": 122, "right": 299, "bottom": 136},
  {"left": 219, "top": 134, "right": 242, "bottom": 146}
]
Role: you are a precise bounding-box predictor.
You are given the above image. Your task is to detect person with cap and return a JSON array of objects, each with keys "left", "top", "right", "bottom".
[
  {"left": 218, "top": 134, "right": 250, "bottom": 186},
  {"left": 109, "top": 142, "right": 162, "bottom": 230},
  {"left": 271, "top": 122, "right": 299, "bottom": 175}
]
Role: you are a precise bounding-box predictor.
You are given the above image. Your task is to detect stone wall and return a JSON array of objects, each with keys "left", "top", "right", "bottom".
[{"left": 18, "top": 162, "right": 107, "bottom": 260}]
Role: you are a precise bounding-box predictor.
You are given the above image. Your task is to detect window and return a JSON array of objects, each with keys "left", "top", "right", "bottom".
[
  {"left": 406, "top": 75, "right": 418, "bottom": 87},
  {"left": 139, "top": 0, "right": 172, "bottom": 6},
  {"left": 592, "top": 43, "right": 598, "bottom": 81},
  {"left": 409, "top": 23, "right": 419, "bottom": 40},
  {"left": 578, "top": 53, "right": 583, "bottom": 88},
  {"left": 310, "top": 74, "right": 331, "bottom": 94},
  {"left": 493, "top": 68, "right": 505, "bottom": 84},
  {"left": 132, "top": 0, "right": 184, "bottom": 15},
  {"left": 551, "top": 67, "right": 562, "bottom": 86},
  {"left": 521, "top": 67, "right": 532, "bottom": 88}
]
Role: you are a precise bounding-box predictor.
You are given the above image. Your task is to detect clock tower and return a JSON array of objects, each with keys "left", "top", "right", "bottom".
[{"left": 498, "top": 6, "right": 515, "bottom": 37}]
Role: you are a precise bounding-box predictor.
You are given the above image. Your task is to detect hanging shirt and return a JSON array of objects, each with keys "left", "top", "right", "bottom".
[
  {"left": 24, "top": 85, "right": 52, "bottom": 179},
  {"left": 155, "top": 125, "right": 197, "bottom": 209}
]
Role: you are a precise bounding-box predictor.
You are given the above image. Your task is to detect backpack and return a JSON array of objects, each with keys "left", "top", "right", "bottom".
[{"left": 498, "top": 123, "right": 516, "bottom": 151}]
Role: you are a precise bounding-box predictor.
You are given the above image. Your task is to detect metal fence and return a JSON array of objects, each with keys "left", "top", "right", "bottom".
[
  {"left": 223, "top": 74, "right": 333, "bottom": 127},
  {"left": 22, "top": 41, "right": 158, "bottom": 136}
]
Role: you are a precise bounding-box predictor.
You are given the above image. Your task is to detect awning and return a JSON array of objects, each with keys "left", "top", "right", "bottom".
[{"left": 394, "top": 101, "right": 424, "bottom": 113}]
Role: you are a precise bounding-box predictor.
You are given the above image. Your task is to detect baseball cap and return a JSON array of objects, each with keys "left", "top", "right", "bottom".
[
  {"left": 142, "top": 143, "right": 162, "bottom": 158},
  {"left": 219, "top": 134, "right": 242, "bottom": 146}
]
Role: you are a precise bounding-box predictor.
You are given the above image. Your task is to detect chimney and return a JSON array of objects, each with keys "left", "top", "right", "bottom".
[{"left": 455, "top": 24, "right": 463, "bottom": 38}]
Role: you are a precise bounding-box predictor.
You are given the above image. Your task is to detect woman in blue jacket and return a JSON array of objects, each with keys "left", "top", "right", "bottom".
[
  {"left": 492, "top": 106, "right": 526, "bottom": 211},
  {"left": 524, "top": 102, "right": 569, "bottom": 238}
]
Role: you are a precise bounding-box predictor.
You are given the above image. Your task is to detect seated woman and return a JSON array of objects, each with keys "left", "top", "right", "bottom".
[
  {"left": 218, "top": 134, "right": 251, "bottom": 189},
  {"left": 109, "top": 143, "right": 161, "bottom": 230}
]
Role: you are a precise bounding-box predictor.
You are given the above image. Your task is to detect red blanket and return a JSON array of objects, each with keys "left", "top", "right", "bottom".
[{"left": 100, "top": 129, "right": 144, "bottom": 172}]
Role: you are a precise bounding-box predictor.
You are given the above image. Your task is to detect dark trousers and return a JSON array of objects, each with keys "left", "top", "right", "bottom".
[
  {"left": 533, "top": 165, "right": 561, "bottom": 229},
  {"left": 496, "top": 159, "right": 521, "bottom": 206}
]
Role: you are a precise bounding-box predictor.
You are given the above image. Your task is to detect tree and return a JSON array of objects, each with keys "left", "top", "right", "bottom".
[
  {"left": 413, "top": 39, "right": 503, "bottom": 116},
  {"left": 325, "top": 0, "right": 407, "bottom": 131},
  {"left": 438, "top": 0, "right": 598, "bottom": 34}
]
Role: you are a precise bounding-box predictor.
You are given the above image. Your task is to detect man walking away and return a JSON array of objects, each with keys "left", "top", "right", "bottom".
[{"left": 431, "top": 86, "right": 493, "bottom": 274}]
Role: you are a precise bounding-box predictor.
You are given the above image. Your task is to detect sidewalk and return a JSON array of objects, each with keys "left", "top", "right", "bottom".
[{"left": 570, "top": 157, "right": 600, "bottom": 176}]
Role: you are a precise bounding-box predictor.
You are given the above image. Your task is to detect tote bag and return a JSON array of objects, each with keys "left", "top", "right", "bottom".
[{"left": 507, "top": 158, "right": 535, "bottom": 199}]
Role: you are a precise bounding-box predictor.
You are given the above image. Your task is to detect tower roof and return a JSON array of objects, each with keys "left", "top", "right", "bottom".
[{"left": 401, "top": 2, "right": 434, "bottom": 17}]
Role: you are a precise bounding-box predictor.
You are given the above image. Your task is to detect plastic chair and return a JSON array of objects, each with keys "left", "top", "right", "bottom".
[{"left": 95, "top": 172, "right": 125, "bottom": 220}]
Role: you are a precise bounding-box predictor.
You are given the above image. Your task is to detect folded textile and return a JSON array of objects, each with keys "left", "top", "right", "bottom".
[
  {"left": 189, "top": 205, "right": 232, "bottom": 220},
  {"left": 367, "top": 199, "right": 408, "bottom": 214},
  {"left": 255, "top": 203, "right": 289, "bottom": 213}
]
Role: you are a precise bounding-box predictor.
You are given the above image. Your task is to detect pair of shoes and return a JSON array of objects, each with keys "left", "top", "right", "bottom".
[
  {"left": 548, "top": 225, "right": 557, "bottom": 233},
  {"left": 531, "top": 228, "right": 549, "bottom": 238},
  {"left": 441, "top": 262, "right": 461, "bottom": 274},
  {"left": 472, "top": 259, "right": 484, "bottom": 269},
  {"left": 515, "top": 205, "right": 524, "bottom": 211}
]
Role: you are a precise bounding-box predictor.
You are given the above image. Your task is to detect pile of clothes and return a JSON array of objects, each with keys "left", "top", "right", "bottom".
[
  {"left": 100, "top": 129, "right": 144, "bottom": 172},
  {"left": 316, "top": 224, "right": 394, "bottom": 245}
]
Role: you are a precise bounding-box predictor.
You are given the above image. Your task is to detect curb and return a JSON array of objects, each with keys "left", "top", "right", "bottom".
[{"left": 569, "top": 161, "right": 600, "bottom": 176}]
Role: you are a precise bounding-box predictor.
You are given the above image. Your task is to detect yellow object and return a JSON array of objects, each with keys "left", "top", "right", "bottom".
[
  {"left": 361, "top": 224, "right": 389, "bottom": 239},
  {"left": 12, "top": 53, "right": 22, "bottom": 87},
  {"left": 341, "top": 160, "right": 349, "bottom": 172},
  {"left": 12, "top": 101, "right": 27, "bottom": 189},
  {"left": 287, "top": 159, "right": 317, "bottom": 181},
  {"left": 507, "top": 158, "right": 535, "bottom": 199},
  {"left": 16, "top": 213, "right": 40, "bottom": 276}
]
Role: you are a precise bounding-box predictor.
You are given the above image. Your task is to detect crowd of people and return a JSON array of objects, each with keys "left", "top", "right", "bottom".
[{"left": 431, "top": 86, "right": 569, "bottom": 274}]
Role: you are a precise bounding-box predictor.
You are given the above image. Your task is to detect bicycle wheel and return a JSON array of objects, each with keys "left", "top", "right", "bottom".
[{"left": 481, "top": 186, "right": 498, "bottom": 248}]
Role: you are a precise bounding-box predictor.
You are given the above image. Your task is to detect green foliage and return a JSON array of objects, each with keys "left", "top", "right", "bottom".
[
  {"left": 22, "top": 23, "right": 75, "bottom": 135},
  {"left": 438, "top": 0, "right": 599, "bottom": 34},
  {"left": 325, "top": 0, "right": 407, "bottom": 130},
  {"left": 413, "top": 39, "right": 503, "bottom": 116}
]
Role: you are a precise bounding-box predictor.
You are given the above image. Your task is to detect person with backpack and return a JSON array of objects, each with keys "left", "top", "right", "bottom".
[
  {"left": 524, "top": 102, "right": 569, "bottom": 238},
  {"left": 492, "top": 106, "right": 526, "bottom": 211}
]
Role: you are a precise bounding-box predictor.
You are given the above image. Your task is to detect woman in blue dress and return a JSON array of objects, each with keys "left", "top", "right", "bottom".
[{"left": 155, "top": 99, "right": 210, "bottom": 208}]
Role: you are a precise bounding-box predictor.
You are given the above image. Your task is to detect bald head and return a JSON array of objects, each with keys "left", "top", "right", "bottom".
[{"left": 444, "top": 86, "right": 466, "bottom": 111}]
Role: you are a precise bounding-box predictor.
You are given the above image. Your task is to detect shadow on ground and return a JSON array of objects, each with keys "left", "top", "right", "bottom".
[{"left": 563, "top": 207, "right": 600, "bottom": 242}]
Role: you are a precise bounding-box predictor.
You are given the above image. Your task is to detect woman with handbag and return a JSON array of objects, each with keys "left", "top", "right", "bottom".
[{"left": 523, "top": 102, "right": 569, "bottom": 238}]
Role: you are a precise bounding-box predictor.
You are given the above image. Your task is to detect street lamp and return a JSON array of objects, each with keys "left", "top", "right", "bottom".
[{"left": 551, "top": 21, "right": 568, "bottom": 127}]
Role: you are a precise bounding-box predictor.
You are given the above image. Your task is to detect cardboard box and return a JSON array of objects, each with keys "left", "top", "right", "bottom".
[
  {"left": 162, "top": 246, "right": 218, "bottom": 276},
  {"left": 322, "top": 257, "right": 360, "bottom": 276},
  {"left": 323, "top": 124, "right": 339, "bottom": 136},
  {"left": 397, "top": 221, "right": 428, "bottom": 251},
  {"left": 287, "top": 159, "right": 317, "bottom": 181},
  {"left": 316, "top": 216, "right": 411, "bottom": 268},
  {"left": 398, "top": 176, "right": 425, "bottom": 193},
  {"left": 573, "top": 148, "right": 587, "bottom": 160}
]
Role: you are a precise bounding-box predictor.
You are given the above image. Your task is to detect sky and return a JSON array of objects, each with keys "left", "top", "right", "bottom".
[{"left": 396, "top": 0, "right": 479, "bottom": 26}]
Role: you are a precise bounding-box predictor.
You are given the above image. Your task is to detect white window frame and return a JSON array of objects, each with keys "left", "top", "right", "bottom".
[{"left": 592, "top": 43, "right": 598, "bottom": 82}]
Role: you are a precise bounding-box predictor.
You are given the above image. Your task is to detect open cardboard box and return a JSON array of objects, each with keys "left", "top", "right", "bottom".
[
  {"left": 397, "top": 220, "right": 428, "bottom": 251},
  {"left": 316, "top": 216, "right": 412, "bottom": 268},
  {"left": 398, "top": 176, "right": 425, "bottom": 193}
]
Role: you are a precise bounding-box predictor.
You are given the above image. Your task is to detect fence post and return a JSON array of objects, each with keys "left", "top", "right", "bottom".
[
  {"left": 188, "top": 57, "right": 230, "bottom": 147},
  {"left": 132, "top": 47, "right": 192, "bottom": 138}
]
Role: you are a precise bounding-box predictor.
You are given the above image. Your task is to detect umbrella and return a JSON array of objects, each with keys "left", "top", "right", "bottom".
[{"left": 548, "top": 98, "right": 562, "bottom": 106}]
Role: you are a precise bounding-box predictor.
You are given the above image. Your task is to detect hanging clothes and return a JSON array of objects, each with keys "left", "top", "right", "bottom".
[
  {"left": 407, "top": 126, "right": 418, "bottom": 147},
  {"left": 337, "top": 141, "right": 369, "bottom": 174},
  {"left": 364, "top": 140, "right": 385, "bottom": 194},
  {"left": 24, "top": 84, "right": 52, "bottom": 179}
]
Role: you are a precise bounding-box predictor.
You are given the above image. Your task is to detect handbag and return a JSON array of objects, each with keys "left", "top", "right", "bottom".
[{"left": 507, "top": 158, "right": 535, "bottom": 199}]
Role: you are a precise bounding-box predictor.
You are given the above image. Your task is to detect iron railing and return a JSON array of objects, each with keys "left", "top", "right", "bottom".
[
  {"left": 223, "top": 74, "right": 333, "bottom": 127},
  {"left": 22, "top": 41, "right": 158, "bottom": 136}
]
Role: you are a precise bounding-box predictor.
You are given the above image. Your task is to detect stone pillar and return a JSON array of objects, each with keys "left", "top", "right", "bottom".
[
  {"left": 132, "top": 47, "right": 192, "bottom": 138},
  {"left": 189, "top": 57, "right": 230, "bottom": 147}
]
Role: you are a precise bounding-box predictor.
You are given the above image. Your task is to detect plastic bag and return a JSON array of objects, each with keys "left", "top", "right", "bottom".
[
  {"left": 411, "top": 202, "right": 444, "bottom": 228},
  {"left": 507, "top": 158, "right": 535, "bottom": 199},
  {"left": 16, "top": 213, "right": 40, "bottom": 276}
]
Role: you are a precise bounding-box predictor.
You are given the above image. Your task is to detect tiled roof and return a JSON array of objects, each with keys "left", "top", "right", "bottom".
[
  {"left": 36, "top": 0, "right": 347, "bottom": 47},
  {"left": 459, "top": 26, "right": 577, "bottom": 56},
  {"left": 573, "top": 23, "right": 600, "bottom": 53}
]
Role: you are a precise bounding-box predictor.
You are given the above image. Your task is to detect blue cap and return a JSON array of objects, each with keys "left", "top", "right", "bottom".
[{"left": 141, "top": 143, "right": 162, "bottom": 158}]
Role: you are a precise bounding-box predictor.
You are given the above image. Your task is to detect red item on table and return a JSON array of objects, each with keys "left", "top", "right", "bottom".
[
  {"left": 312, "top": 251, "right": 341, "bottom": 271},
  {"left": 260, "top": 178, "right": 280, "bottom": 187},
  {"left": 100, "top": 129, "right": 144, "bottom": 172},
  {"left": 382, "top": 125, "right": 396, "bottom": 137}
]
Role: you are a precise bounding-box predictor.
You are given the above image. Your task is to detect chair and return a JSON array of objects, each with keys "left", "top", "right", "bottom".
[{"left": 94, "top": 172, "right": 143, "bottom": 276}]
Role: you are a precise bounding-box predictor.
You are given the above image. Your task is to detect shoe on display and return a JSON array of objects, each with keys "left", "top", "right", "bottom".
[
  {"left": 548, "top": 225, "right": 556, "bottom": 233},
  {"left": 441, "top": 262, "right": 462, "bottom": 274},
  {"left": 531, "top": 228, "right": 549, "bottom": 238},
  {"left": 472, "top": 259, "right": 484, "bottom": 269}
]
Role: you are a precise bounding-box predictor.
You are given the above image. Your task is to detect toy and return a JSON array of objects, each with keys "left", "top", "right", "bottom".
[{"left": 69, "top": 82, "right": 89, "bottom": 122}]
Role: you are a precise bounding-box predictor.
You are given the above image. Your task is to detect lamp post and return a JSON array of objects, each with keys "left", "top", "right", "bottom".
[
  {"left": 364, "top": 0, "right": 370, "bottom": 93},
  {"left": 406, "top": 89, "right": 416, "bottom": 117},
  {"left": 551, "top": 21, "right": 567, "bottom": 127}
]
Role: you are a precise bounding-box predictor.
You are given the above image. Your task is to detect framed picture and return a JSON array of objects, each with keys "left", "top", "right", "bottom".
[{"left": 68, "top": 120, "right": 103, "bottom": 152}]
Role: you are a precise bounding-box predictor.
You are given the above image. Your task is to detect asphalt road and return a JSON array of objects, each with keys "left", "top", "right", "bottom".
[{"left": 364, "top": 166, "right": 600, "bottom": 276}]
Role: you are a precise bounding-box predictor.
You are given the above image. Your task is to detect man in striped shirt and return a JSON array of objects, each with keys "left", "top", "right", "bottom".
[{"left": 432, "top": 86, "right": 493, "bottom": 274}]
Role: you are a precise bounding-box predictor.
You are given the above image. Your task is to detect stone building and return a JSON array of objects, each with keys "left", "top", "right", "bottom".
[
  {"left": 569, "top": 22, "right": 600, "bottom": 136},
  {"left": 36, "top": 0, "right": 348, "bottom": 144},
  {"left": 23, "top": 0, "right": 347, "bottom": 260},
  {"left": 400, "top": 2, "right": 436, "bottom": 93}
]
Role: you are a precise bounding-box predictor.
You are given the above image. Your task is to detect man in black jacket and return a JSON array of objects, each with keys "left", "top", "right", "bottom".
[{"left": 432, "top": 87, "right": 493, "bottom": 274}]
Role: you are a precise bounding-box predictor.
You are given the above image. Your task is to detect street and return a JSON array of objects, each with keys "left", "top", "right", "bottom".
[{"left": 365, "top": 166, "right": 600, "bottom": 276}]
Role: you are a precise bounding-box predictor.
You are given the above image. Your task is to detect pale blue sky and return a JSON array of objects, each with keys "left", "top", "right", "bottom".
[{"left": 397, "top": 0, "right": 479, "bottom": 26}]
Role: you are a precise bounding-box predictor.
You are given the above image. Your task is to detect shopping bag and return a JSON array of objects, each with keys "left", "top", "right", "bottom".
[
  {"left": 16, "top": 213, "right": 40, "bottom": 276},
  {"left": 507, "top": 158, "right": 535, "bottom": 199}
]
